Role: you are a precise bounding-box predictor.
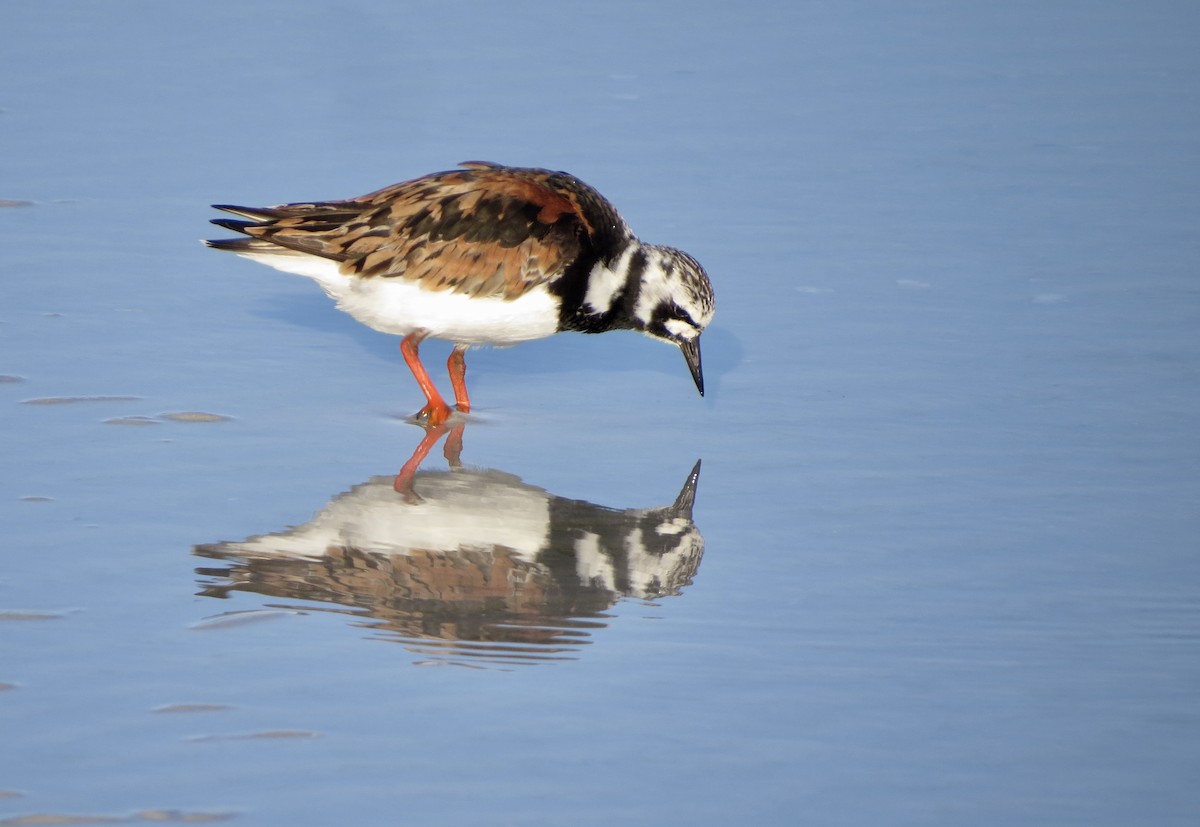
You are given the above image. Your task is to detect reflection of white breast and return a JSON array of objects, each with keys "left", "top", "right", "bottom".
[{"left": 220, "top": 471, "right": 552, "bottom": 561}]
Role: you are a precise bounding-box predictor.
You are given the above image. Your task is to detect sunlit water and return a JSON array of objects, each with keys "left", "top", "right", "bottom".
[{"left": 3, "top": 2, "right": 1199, "bottom": 825}]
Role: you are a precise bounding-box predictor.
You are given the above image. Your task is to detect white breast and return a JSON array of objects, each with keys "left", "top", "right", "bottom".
[
  {"left": 336, "top": 277, "right": 559, "bottom": 345},
  {"left": 236, "top": 250, "right": 560, "bottom": 346}
]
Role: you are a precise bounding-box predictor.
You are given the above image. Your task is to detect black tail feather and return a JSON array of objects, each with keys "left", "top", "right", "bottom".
[
  {"left": 204, "top": 237, "right": 269, "bottom": 253},
  {"left": 211, "top": 204, "right": 285, "bottom": 221},
  {"left": 210, "top": 217, "right": 256, "bottom": 235}
]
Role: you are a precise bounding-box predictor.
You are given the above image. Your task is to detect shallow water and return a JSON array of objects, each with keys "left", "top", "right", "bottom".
[{"left": 3, "top": 2, "right": 1199, "bottom": 825}]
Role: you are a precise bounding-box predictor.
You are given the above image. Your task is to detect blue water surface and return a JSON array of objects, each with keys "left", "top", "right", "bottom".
[{"left": 2, "top": 2, "right": 1198, "bottom": 825}]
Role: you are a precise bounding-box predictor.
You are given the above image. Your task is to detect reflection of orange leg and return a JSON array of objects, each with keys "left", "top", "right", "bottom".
[
  {"left": 400, "top": 332, "right": 451, "bottom": 425},
  {"left": 393, "top": 423, "right": 449, "bottom": 501},
  {"left": 443, "top": 423, "right": 465, "bottom": 468},
  {"left": 448, "top": 345, "right": 470, "bottom": 413}
]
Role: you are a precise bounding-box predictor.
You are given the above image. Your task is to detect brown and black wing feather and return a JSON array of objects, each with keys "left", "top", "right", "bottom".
[{"left": 210, "top": 162, "right": 629, "bottom": 300}]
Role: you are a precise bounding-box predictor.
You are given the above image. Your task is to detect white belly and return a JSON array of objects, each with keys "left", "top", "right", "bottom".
[
  {"left": 239, "top": 251, "right": 560, "bottom": 346},
  {"left": 336, "top": 277, "right": 559, "bottom": 345}
]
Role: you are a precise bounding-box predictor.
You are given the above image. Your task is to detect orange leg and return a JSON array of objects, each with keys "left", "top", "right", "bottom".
[
  {"left": 443, "top": 423, "right": 465, "bottom": 468},
  {"left": 400, "top": 332, "right": 452, "bottom": 425},
  {"left": 447, "top": 345, "right": 471, "bottom": 413},
  {"left": 393, "top": 422, "right": 449, "bottom": 501}
]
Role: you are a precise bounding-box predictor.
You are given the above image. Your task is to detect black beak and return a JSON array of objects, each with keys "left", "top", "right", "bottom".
[{"left": 679, "top": 338, "right": 704, "bottom": 397}]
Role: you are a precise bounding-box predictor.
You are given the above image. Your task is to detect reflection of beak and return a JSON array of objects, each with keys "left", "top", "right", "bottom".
[
  {"left": 671, "top": 460, "right": 702, "bottom": 518},
  {"left": 679, "top": 338, "right": 704, "bottom": 397}
]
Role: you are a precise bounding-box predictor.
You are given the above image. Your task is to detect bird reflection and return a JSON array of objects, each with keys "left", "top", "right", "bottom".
[{"left": 194, "top": 424, "right": 704, "bottom": 667}]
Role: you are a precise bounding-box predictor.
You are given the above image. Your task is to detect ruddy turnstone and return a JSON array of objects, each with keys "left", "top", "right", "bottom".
[{"left": 206, "top": 161, "right": 715, "bottom": 423}]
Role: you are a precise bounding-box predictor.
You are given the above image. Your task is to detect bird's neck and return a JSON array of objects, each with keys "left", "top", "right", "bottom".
[{"left": 554, "top": 239, "right": 671, "bottom": 334}]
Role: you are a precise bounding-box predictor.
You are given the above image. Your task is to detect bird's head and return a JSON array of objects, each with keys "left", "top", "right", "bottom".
[{"left": 631, "top": 245, "right": 715, "bottom": 396}]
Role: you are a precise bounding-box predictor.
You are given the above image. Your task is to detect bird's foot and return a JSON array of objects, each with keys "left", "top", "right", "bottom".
[{"left": 413, "top": 401, "right": 453, "bottom": 426}]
